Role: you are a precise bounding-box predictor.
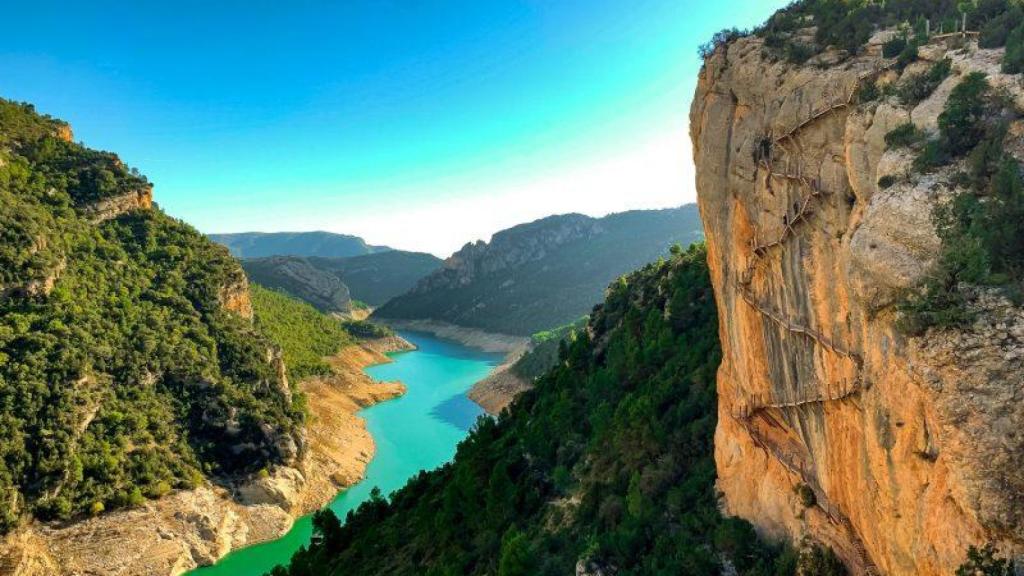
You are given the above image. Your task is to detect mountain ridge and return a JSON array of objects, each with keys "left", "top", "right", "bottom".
[
  {"left": 209, "top": 231, "right": 391, "bottom": 259},
  {"left": 373, "top": 205, "right": 703, "bottom": 336}
]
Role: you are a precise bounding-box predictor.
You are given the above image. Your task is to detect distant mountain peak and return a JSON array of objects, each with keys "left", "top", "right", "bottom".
[
  {"left": 373, "top": 205, "right": 703, "bottom": 335},
  {"left": 209, "top": 231, "right": 391, "bottom": 259}
]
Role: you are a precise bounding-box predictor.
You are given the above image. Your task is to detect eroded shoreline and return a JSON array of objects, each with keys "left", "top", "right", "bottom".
[
  {"left": 0, "top": 337, "right": 413, "bottom": 576},
  {"left": 376, "top": 319, "right": 532, "bottom": 415}
]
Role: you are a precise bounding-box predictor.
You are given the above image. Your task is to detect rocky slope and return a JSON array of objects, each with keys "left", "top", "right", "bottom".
[
  {"left": 693, "top": 29, "right": 1024, "bottom": 575},
  {"left": 242, "top": 256, "right": 352, "bottom": 314},
  {"left": 307, "top": 251, "right": 443, "bottom": 307},
  {"left": 374, "top": 207, "right": 703, "bottom": 335},
  {"left": 0, "top": 338, "right": 409, "bottom": 576}
]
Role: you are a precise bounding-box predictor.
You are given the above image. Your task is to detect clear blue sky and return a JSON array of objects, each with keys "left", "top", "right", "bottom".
[{"left": 1, "top": 0, "right": 786, "bottom": 255}]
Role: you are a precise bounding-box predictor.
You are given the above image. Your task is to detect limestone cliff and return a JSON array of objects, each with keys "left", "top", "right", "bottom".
[{"left": 692, "top": 32, "right": 1024, "bottom": 575}]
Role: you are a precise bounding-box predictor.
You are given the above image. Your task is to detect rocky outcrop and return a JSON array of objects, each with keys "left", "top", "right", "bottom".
[
  {"left": 81, "top": 185, "right": 154, "bottom": 223},
  {"left": 692, "top": 33, "right": 1024, "bottom": 574},
  {"left": 53, "top": 124, "right": 73, "bottom": 143},
  {"left": 218, "top": 272, "right": 254, "bottom": 320},
  {"left": 241, "top": 256, "right": 351, "bottom": 314},
  {"left": 413, "top": 214, "right": 601, "bottom": 293},
  {"left": 1, "top": 341, "right": 405, "bottom": 576}
]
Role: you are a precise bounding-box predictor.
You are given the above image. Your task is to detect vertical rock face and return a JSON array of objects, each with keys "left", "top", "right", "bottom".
[
  {"left": 691, "top": 36, "right": 1024, "bottom": 575},
  {"left": 218, "top": 270, "right": 255, "bottom": 320},
  {"left": 80, "top": 184, "right": 154, "bottom": 223}
]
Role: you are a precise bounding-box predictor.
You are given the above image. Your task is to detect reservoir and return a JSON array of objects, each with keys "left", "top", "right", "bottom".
[{"left": 187, "top": 331, "right": 502, "bottom": 576}]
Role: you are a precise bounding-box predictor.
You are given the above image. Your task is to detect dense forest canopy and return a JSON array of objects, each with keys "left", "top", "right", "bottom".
[
  {"left": 249, "top": 284, "right": 354, "bottom": 380},
  {"left": 0, "top": 99, "right": 303, "bottom": 532},
  {"left": 272, "top": 244, "right": 812, "bottom": 576}
]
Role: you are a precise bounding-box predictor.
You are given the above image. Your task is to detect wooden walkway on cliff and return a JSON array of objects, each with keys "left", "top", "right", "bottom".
[{"left": 739, "top": 417, "right": 882, "bottom": 575}]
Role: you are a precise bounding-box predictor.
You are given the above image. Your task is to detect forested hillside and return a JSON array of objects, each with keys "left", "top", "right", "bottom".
[
  {"left": 249, "top": 284, "right": 354, "bottom": 380},
  {"left": 373, "top": 206, "right": 703, "bottom": 336},
  {"left": 0, "top": 100, "right": 303, "bottom": 533},
  {"left": 272, "top": 244, "right": 803, "bottom": 576}
]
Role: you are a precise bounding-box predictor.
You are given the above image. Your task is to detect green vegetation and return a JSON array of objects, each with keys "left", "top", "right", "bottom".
[
  {"left": 697, "top": 27, "right": 749, "bottom": 59},
  {"left": 710, "top": 0, "right": 1024, "bottom": 75},
  {"left": 896, "top": 73, "right": 1024, "bottom": 333},
  {"left": 272, "top": 244, "right": 801, "bottom": 576},
  {"left": 509, "top": 317, "right": 587, "bottom": 382},
  {"left": 956, "top": 544, "right": 1016, "bottom": 576},
  {"left": 0, "top": 99, "right": 302, "bottom": 533},
  {"left": 341, "top": 319, "right": 396, "bottom": 340},
  {"left": 884, "top": 122, "right": 925, "bottom": 148},
  {"left": 798, "top": 544, "right": 846, "bottom": 576},
  {"left": 896, "top": 58, "right": 952, "bottom": 106},
  {"left": 882, "top": 34, "right": 908, "bottom": 58},
  {"left": 250, "top": 284, "right": 353, "bottom": 379},
  {"left": 374, "top": 207, "right": 704, "bottom": 336}
]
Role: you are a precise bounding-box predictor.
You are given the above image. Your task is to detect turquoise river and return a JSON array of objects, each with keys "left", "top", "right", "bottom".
[{"left": 188, "top": 331, "right": 502, "bottom": 576}]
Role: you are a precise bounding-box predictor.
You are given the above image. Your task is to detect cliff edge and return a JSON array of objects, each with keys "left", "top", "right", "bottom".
[{"left": 692, "top": 29, "right": 1024, "bottom": 575}]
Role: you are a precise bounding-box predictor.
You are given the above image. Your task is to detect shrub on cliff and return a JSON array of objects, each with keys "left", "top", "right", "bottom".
[
  {"left": 940, "top": 72, "right": 991, "bottom": 155},
  {"left": 899, "top": 73, "right": 1024, "bottom": 333},
  {"left": 798, "top": 544, "right": 846, "bottom": 576},
  {"left": 1002, "top": 22, "right": 1024, "bottom": 72},
  {"left": 896, "top": 58, "right": 952, "bottom": 106},
  {"left": 883, "top": 35, "right": 908, "bottom": 58},
  {"left": 979, "top": 3, "right": 1024, "bottom": 48},
  {"left": 956, "top": 544, "right": 1015, "bottom": 576},
  {"left": 699, "top": 27, "right": 749, "bottom": 59},
  {"left": 885, "top": 122, "right": 926, "bottom": 148}
]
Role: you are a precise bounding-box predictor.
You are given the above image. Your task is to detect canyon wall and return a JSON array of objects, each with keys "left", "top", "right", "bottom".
[{"left": 691, "top": 34, "right": 1024, "bottom": 574}]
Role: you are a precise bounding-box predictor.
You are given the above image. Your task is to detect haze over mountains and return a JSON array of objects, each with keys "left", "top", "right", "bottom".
[
  {"left": 221, "top": 208, "right": 701, "bottom": 338},
  {"left": 374, "top": 206, "right": 703, "bottom": 335},
  {"left": 209, "top": 231, "right": 391, "bottom": 259}
]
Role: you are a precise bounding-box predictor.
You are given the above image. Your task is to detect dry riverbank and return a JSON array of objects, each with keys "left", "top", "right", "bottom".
[
  {"left": 378, "top": 319, "right": 527, "bottom": 354},
  {"left": 466, "top": 352, "right": 531, "bottom": 415},
  {"left": 376, "top": 320, "right": 532, "bottom": 415},
  {"left": 0, "top": 337, "right": 412, "bottom": 576}
]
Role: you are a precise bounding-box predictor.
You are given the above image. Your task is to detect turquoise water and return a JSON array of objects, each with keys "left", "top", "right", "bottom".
[{"left": 187, "top": 331, "right": 501, "bottom": 576}]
